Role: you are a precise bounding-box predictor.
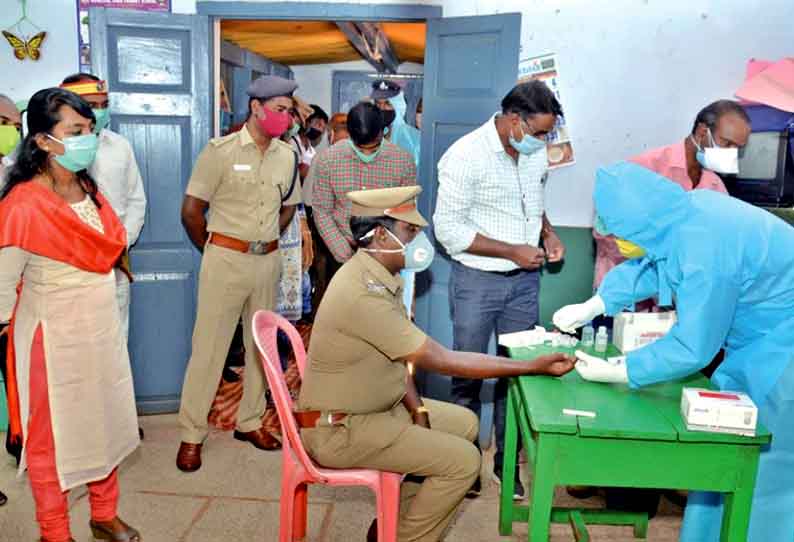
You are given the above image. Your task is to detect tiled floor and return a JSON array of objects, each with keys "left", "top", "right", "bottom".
[{"left": 0, "top": 414, "right": 685, "bottom": 541}]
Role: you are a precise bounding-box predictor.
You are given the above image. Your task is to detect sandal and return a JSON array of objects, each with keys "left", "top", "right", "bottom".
[{"left": 89, "top": 517, "right": 141, "bottom": 541}]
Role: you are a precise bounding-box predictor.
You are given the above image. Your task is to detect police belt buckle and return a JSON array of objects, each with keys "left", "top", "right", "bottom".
[
  {"left": 318, "top": 412, "right": 348, "bottom": 428},
  {"left": 248, "top": 240, "right": 268, "bottom": 255}
]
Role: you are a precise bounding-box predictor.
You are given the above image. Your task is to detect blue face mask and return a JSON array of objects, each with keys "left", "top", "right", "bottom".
[
  {"left": 509, "top": 120, "right": 546, "bottom": 155},
  {"left": 47, "top": 133, "right": 99, "bottom": 172},
  {"left": 362, "top": 227, "right": 436, "bottom": 272},
  {"left": 399, "top": 230, "right": 435, "bottom": 272}
]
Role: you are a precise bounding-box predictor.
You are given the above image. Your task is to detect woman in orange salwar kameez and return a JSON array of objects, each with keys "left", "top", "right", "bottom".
[{"left": 0, "top": 88, "right": 141, "bottom": 542}]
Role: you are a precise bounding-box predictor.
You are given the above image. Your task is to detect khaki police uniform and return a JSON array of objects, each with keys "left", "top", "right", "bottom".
[
  {"left": 178, "top": 124, "right": 301, "bottom": 444},
  {"left": 298, "top": 187, "right": 480, "bottom": 542}
]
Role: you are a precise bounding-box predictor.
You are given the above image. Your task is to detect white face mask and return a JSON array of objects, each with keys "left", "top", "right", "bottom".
[{"left": 691, "top": 128, "right": 739, "bottom": 175}]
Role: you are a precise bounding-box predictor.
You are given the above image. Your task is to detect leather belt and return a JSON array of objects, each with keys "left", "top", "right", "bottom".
[
  {"left": 294, "top": 411, "right": 348, "bottom": 429},
  {"left": 209, "top": 233, "right": 278, "bottom": 255},
  {"left": 486, "top": 268, "right": 526, "bottom": 277}
]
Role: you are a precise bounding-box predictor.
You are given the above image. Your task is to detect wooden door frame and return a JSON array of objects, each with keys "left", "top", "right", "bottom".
[
  {"left": 196, "top": 2, "right": 441, "bottom": 21},
  {"left": 197, "top": 1, "right": 440, "bottom": 135}
]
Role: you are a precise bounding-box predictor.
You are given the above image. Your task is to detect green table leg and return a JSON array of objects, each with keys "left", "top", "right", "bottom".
[
  {"left": 528, "top": 435, "right": 558, "bottom": 542},
  {"left": 569, "top": 510, "right": 590, "bottom": 542},
  {"left": 633, "top": 512, "right": 649, "bottom": 539},
  {"left": 551, "top": 508, "right": 647, "bottom": 539},
  {"left": 720, "top": 448, "right": 761, "bottom": 542},
  {"left": 499, "top": 381, "right": 520, "bottom": 536}
]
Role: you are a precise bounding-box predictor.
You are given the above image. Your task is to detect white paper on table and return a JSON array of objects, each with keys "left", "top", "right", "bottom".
[
  {"left": 498, "top": 330, "right": 542, "bottom": 348},
  {"left": 499, "top": 326, "right": 552, "bottom": 348}
]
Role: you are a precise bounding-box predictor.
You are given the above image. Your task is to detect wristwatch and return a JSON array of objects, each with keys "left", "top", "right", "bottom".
[{"left": 412, "top": 406, "right": 429, "bottom": 417}]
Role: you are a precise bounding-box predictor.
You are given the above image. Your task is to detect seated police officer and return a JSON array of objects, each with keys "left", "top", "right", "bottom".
[{"left": 297, "top": 186, "right": 575, "bottom": 542}]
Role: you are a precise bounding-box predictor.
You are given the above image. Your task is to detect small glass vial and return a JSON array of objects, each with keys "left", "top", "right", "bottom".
[
  {"left": 595, "top": 326, "right": 608, "bottom": 353},
  {"left": 581, "top": 325, "right": 595, "bottom": 347}
]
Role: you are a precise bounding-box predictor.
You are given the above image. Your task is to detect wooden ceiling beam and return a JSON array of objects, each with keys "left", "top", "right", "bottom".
[{"left": 335, "top": 21, "right": 401, "bottom": 74}]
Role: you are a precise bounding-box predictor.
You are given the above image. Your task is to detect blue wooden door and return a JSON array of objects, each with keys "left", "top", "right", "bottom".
[
  {"left": 90, "top": 8, "right": 211, "bottom": 414},
  {"left": 415, "top": 13, "right": 521, "bottom": 401}
]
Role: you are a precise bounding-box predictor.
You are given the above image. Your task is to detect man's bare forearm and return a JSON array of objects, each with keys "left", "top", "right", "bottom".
[
  {"left": 466, "top": 233, "right": 516, "bottom": 260},
  {"left": 403, "top": 338, "right": 544, "bottom": 379},
  {"left": 181, "top": 196, "right": 210, "bottom": 251}
]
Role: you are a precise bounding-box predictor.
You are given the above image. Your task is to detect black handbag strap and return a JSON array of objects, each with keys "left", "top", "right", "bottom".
[{"left": 281, "top": 150, "right": 299, "bottom": 203}]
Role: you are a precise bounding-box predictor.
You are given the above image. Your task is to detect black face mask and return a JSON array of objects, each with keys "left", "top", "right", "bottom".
[
  {"left": 380, "top": 109, "right": 396, "bottom": 127},
  {"left": 305, "top": 127, "right": 323, "bottom": 141}
]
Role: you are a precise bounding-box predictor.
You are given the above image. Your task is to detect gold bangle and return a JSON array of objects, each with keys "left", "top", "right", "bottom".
[{"left": 412, "top": 406, "right": 429, "bottom": 416}]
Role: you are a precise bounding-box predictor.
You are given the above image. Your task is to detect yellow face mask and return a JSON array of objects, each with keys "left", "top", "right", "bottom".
[{"left": 615, "top": 238, "right": 646, "bottom": 259}]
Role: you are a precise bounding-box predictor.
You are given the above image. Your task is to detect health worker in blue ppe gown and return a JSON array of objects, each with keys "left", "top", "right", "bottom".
[
  {"left": 371, "top": 79, "right": 421, "bottom": 168},
  {"left": 553, "top": 161, "right": 794, "bottom": 542},
  {"left": 386, "top": 92, "right": 421, "bottom": 168},
  {"left": 371, "top": 79, "right": 423, "bottom": 314}
]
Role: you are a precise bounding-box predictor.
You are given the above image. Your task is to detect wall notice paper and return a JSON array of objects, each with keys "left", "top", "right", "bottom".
[
  {"left": 77, "top": 0, "right": 170, "bottom": 72},
  {"left": 518, "top": 53, "right": 574, "bottom": 169}
]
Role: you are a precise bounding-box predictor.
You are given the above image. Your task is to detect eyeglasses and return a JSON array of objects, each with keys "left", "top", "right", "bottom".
[{"left": 517, "top": 114, "right": 550, "bottom": 139}]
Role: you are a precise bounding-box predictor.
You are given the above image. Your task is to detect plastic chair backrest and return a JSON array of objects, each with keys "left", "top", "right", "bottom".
[{"left": 252, "top": 310, "right": 320, "bottom": 478}]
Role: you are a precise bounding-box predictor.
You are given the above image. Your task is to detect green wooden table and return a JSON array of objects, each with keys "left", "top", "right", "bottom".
[{"left": 500, "top": 344, "right": 771, "bottom": 542}]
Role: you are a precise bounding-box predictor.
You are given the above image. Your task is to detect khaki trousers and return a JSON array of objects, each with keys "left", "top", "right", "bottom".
[
  {"left": 302, "top": 398, "right": 481, "bottom": 542},
  {"left": 179, "top": 243, "right": 280, "bottom": 443}
]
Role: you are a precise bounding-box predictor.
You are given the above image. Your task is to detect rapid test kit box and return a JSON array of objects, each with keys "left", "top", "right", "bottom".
[
  {"left": 680, "top": 388, "right": 758, "bottom": 437},
  {"left": 612, "top": 311, "right": 676, "bottom": 352}
]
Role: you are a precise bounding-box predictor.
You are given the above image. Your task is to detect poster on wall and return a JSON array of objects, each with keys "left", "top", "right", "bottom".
[
  {"left": 517, "top": 53, "right": 574, "bottom": 169},
  {"left": 77, "top": 0, "right": 170, "bottom": 72}
]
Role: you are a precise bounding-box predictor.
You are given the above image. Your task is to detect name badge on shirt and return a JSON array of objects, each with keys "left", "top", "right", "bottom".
[
  {"left": 366, "top": 280, "right": 387, "bottom": 295},
  {"left": 233, "top": 164, "right": 252, "bottom": 171}
]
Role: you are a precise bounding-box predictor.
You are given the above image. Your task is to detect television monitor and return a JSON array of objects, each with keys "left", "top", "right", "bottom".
[{"left": 721, "top": 106, "right": 794, "bottom": 208}]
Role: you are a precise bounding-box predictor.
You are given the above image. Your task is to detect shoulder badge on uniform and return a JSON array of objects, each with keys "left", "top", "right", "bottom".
[{"left": 209, "top": 131, "right": 238, "bottom": 148}]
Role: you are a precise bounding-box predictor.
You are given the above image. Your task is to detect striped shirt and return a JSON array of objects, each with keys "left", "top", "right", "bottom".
[
  {"left": 434, "top": 114, "right": 548, "bottom": 272},
  {"left": 311, "top": 139, "right": 416, "bottom": 262}
]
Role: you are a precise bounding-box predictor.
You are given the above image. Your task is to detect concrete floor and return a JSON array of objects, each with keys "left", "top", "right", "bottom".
[{"left": 0, "top": 414, "right": 685, "bottom": 541}]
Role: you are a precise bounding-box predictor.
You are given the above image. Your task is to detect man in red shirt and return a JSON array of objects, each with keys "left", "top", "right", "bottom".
[{"left": 593, "top": 100, "right": 751, "bottom": 289}]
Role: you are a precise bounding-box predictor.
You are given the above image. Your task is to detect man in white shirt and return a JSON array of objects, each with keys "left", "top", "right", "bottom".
[
  {"left": 61, "top": 74, "right": 147, "bottom": 340},
  {"left": 433, "top": 80, "right": 564, "bottom": 499}
]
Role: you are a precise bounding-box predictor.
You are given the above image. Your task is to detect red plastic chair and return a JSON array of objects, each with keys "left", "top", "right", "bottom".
[{"left": 252, "top": 310, "right": 402, "bottom": 542}]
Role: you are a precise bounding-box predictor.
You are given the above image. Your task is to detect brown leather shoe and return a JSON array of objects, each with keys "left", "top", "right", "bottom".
[
  {"left": 176, "top": 442, "right": 202, "bottom": 472},
  {"left": 566, "top": 485, "right": 599, "bottom": 499},
  {"left": 90, "top": 517, "right": 141, "bottom": 541},
  {"left": 233, "top": 428, "right": 281, "bottom": 451}
]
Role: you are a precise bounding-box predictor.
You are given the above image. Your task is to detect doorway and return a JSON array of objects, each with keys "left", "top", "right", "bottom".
[
  {"left": 90, "top": 4, "right": 521, "bottom": 433},
  {"left": 214, "top": 19, "right": 427, "bottom": 141}
]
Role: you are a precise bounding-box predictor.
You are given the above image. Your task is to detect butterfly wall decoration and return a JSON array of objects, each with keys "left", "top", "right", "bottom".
[
  {"left": 3, "top": 30, "right": 46, "bottom": 61},
  {"left": 3, "top": 0, "right": 47, "bottom": 62}
]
